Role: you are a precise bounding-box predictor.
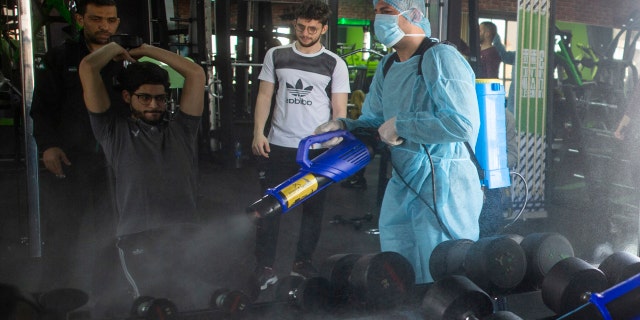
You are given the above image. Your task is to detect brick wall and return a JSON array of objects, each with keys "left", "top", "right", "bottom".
[
  {"left": 337, "top": 0, "right": 373, "bottom": 20},
  {"left": 175, "top": 0, "right": 640, "bottom": 29},
  {"left": 553, "top": 0, "right": 638, "bottom": 28}
]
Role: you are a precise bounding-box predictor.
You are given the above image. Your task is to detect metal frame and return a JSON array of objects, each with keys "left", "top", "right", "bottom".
[{"left": 19, "top": 0, "right": 41, "bottom": 257}]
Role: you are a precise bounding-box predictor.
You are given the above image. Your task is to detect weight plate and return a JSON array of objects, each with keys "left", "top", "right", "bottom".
[
  {"left": 349, "top": 251, "right": 415, "bottom": 309},
  {"left": 221, "top": 290, "right": 251, "bottom": 314},
  {"left": 210, "top": 288, "right": 230, "bottom": 309},
  {"left": 144, "top": 298, "right": 178, "bottom": 320}
]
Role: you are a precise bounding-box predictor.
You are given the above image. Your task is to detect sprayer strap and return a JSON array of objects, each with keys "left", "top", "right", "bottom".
[{"left": 382, "top": 39, "right": 483, "bottom": 182}]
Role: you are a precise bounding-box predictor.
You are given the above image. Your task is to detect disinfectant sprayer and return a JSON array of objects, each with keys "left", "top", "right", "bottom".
[{"left": 246, "top": 130, "right": 371, "bottom": 218}]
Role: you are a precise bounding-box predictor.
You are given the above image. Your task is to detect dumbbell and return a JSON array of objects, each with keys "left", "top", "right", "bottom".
[
  {"left": 518, "top": 232, "right": 575, "bottom": 291},
  {"left": 210, "top": 288, "right": 252, "bottom": 317},
  {"left": 484, "top": 311, "right": 524, "bottom": 319},
  {"left": 1, "top": 283, "right": 40, "bottom": 320},
  {"left": 541, "top": 256, "right": 608, "bottom": 315},
  {"left": 421, "top": 275, "right": 494, "bottom": 319},
  {"left": 422, "top": 276, "right": 528, "bottom": 320},
  {"left": 503, "top": 234, "right": 524, "bottom": 244},
  {"left": 430, "top": 236, "right": 527, "bottom": 295},
  {"left": 348, "top": 251, "right": 415, "bottom": 309},
  {"left": 274, "top": 275, "right": 332, "bottom": 312},
  {"left": 598, "top": 251, "right": 640, "bottom": 287},
  {"left": 466, "top": 235, "right": 527, "bottom": 294},
  {"left": 130, "top": 296, "right": 178, "bottom": 320},
  {"left": 319, "top": 253, "right": 363, "bottom": 307},
  {"left": 430, "top": 239, "right": 475, "bottom": 281},
  {"left": 329, "top": 214, "right": 373, "bottom": 230},
  {"left": 33, "top": 288, "right": 89, "bottom": 318}
]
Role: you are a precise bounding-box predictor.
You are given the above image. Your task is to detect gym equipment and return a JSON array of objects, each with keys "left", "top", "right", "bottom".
[
  {"left": 274, "top": 275, "right": 332, "bottom": 312},
  {"left": 328, "top": 213, "right": 373, "bottom": 231},
  {"left": 429, "top": 239, "right": 475, "bottom": 282},
  {"left": 541, "top": 257, "right": 608, "bottom": 315},
  {"left": 130, "top": 296, "right": 178, "bottom": 320},
  {"left": 319, "top": 253, "right": 363, "bottom": 306},
  {"left": 242, "top": 273, "right": 262, "bottom": 303},
  {"left": 429, "top": 236, "right": 527, "bottom": 294},
  {"left": 598, "top": 251, "right": 640, "bottom": 287},
  {"left": 504, "top": 234, "right": 524, "bottom": 244},
  {"left": 519, "top": 232, "right": 575, "bottom": 290},
  {"left": 556, "top": 272, "right": 640, "bottom": 320},
  {"left": 348, "top": 251, "right": 415, "bottom": 309},
  {"left": 484, "top": 311, "right": 525, "bottom": 320},
  {"left": 1, "top": 283, "right": 40, "bottom": 320},
  {"left": 421, "top": 275, "right": 494, "bottom": 320},
  {"left": 210, "top": 288, "right": 252, "bottom": 317},
  {"left": 246, "top": 130, "right": 371, "bottom": 218},
  {"left": 464, "top": 236, "right": 527, "bottom": 294},
  {"left": 109, "top": 34, "right": 143, "bottom": 50},
  {"left": 34, "top": 288, "right": 88, "bottom": 316}
]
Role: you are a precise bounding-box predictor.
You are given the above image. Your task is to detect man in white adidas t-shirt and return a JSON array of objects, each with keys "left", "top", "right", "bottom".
[{"left": 250, "top": 0, "right": 350, "bottom": 291}]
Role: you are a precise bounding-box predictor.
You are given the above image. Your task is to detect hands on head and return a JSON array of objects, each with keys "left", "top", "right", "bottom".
[{"left": 109, "top": 42, "right": 147, "bottom": 63}]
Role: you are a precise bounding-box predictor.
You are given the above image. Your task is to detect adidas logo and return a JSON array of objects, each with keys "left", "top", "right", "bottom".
[{"left": 286, "top": 79, "right": 314, "bottom": 106}]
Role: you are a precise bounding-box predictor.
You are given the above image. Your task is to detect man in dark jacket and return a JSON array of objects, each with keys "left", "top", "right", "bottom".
[{"left": 29, "top": 0, "right": 125, "bottom": 314}]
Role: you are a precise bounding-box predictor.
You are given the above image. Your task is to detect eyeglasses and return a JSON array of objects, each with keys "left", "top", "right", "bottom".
[
  {"left": 294, "top": 22, "right": 322, "bottom": 35},
  {"left": 132, "top": 93, "right": 168, "bottom": 106}
]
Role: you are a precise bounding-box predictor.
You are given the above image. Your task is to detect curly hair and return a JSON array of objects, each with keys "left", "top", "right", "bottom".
[{"left": 294, "top": 0, "right": 332, "bottom": 25}]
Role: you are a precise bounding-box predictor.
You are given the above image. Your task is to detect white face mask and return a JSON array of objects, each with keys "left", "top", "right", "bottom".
[{"left": 374, "top": 10, "right": 426, "bottom": 47}]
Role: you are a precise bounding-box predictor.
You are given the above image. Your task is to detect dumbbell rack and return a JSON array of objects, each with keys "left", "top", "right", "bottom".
[{"left": 136, "top": 285, "right": 555, "bottom": 320}]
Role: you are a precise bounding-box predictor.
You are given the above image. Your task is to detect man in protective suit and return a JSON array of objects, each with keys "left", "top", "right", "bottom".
[{"left": 315, "top": 0, "right": 483, "bottom": 283}]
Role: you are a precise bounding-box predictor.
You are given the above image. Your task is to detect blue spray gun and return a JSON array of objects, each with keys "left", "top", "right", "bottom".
[{"left": 246, "top": 130, "right": 371, "bottom": 218}]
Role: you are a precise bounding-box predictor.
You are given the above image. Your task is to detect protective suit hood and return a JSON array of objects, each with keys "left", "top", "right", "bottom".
[{"left": 372, "top": 0, "right": 431, "bottom": 37}]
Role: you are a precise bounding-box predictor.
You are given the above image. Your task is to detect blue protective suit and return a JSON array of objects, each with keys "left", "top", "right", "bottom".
[{"left": 341, "top": 43, "right": 484, "bottom": 284}]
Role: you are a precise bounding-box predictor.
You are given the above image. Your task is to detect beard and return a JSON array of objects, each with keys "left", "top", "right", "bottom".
[
  {"left": 297, "top": 35, "right": 321, "bottom": 48},
  {"left": 130, "top": 108, "right": 166, "bottom": 125},
  {"left": 85, "top": 30, "right": 112, "bottom": 45}
]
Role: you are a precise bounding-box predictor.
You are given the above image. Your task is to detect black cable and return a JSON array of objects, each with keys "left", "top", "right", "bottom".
[{"left": 389, "top": 144, "right": 455, "bottom": 240}]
